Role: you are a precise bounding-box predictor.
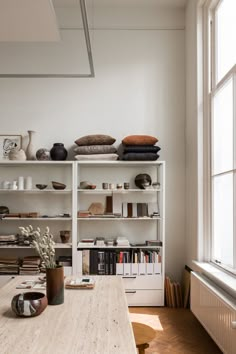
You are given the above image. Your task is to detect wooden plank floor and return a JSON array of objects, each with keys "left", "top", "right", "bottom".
[{"left": 129, "top": 307, "right": 223, "bottom": 354}]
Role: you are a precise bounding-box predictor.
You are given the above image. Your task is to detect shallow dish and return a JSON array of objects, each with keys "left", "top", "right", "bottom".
[
  {"left": 52, "top": 181, "right": 66, "bottom": 190},
  {"left": 35, "top": 184, "right": 47, "bottom": 190},
  {"left": 11, "top": 292, "right": 48, "bottom": 317}
]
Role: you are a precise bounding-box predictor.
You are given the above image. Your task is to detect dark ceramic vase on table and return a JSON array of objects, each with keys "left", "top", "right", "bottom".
[
  {"left": 50, "top": 143, "right": 68, "bottom": 161},
  {"left": 46, "top": 266, "right": 64, "bottom": 305}
]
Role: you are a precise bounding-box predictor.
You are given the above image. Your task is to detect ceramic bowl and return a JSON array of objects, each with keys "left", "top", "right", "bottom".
[
  {"left": 35, "top": 184, "right": 48, "bottom": 190},
  {"left": 52, "top": 181, "right": 66, "bottom": 190},
  {"left": 11, "top": 292, "right": 48, "bottom": 317}
]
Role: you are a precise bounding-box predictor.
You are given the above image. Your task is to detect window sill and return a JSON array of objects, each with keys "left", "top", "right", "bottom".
[{"left": 192, "top": 261, "right": 236, "bottom": 300}]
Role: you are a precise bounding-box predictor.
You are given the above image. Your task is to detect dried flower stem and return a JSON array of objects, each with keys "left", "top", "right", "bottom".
[{"left": 19, "top": 225, "right": 56, "bottom": 268}]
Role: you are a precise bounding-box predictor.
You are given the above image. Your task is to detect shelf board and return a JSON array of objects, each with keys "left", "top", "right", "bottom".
[
  {"left": 77, "top": 245, "right": 162, "bottom": 249},
  {"left": 77, "top": 217, "right": 160, "bottom": 221},
  {"left": 0, "top": 189, "right": 72, "bottom": 194},
  {"left": 76, "top": 161, "right": 164, "bottom": 167},
  {"left": 0, "top": 161, "right": 73, "bottom": 166},
  {"left": 77, "top": 189, "right": 161, "bottom": 193},
  {"left": 0, "top": 243, "right": 72, "bottom": 249},
  {"left": 1, "top": 217, "right": 72, "bottom": 221}
]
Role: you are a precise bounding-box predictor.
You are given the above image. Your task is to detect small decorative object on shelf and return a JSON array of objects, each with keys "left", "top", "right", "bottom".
[
  {"left": 25, "top": 176, "right": 33, "bottom": 190},
  {"left": 60, "top": 230, "right": 70, "bottom": 243},
  {"left": 135, "top": 173, "right": 152, "bottom": 189},
  {"left": 36, "top": 148, "right": 51, "bottom": 161},
  {"left": 9, "top": 148, "right": 26, "bottom": 161},
  {"left": 35, "top": 184, "right": 47, "bottom": 190},
  {"left": 0, "top": 206, "right": 9, "bottom": 215},
  {"left": 25, "top": 130, "right": 36, "bottom": 160},
  {"left": 11, "top": 292, "right": 48, "bottom": 317},
  {"left": 50, "top": 143, "right": 68, "bottom": 161},
  {"left": 19, "top": 225, "right": 64, "bottom": 305},
  {"left": 51, "top": 181, "right": 66, "bottom": 190}
]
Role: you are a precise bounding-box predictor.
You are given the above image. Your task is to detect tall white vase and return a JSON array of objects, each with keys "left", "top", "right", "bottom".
[{"left": 26, "top": 130, "right": 36, "bottom": 160}]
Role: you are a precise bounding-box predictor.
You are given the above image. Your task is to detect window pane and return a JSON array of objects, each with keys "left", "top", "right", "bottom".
[
  {"left": 216, "top": 0, "right": 236, "bottom": 82},
  {"left": 212, "top": 78, "right": 233, "bottom": 175},
  {"left": 212, "top": 173, "right": 233, "bottom": 267}
]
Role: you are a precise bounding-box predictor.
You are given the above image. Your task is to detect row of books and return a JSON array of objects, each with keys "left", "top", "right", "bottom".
[
  {"left": 165, "top": 276, "right": 183, "bottom": 308},
  {"left": 80, "top": 249, "right": 162, "bottom": 276}
]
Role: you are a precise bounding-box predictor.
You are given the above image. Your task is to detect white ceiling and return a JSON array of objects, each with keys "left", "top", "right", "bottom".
[
  {"left": 0, "top": 0, "right": 187, "bottom": 42},
  {"left": 53, "top": 0, "right": 187, "bottom": 8}
]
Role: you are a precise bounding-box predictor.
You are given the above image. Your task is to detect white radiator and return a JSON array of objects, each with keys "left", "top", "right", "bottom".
[{"left": 191, "top": 272, "right": 236, "bottom": 354}]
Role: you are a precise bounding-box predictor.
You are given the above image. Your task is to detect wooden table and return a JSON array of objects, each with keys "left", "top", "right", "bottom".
[{"left": 0, "top": 276, "right": 136, "bottom": 354}]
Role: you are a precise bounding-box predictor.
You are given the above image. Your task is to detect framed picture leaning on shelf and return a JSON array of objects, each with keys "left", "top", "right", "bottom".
[{"left": 0, "top": 135, "right": 22, "bottom": 160}]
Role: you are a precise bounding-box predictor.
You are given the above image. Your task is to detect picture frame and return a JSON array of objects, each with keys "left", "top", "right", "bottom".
[{"left": 0, "top": 135, "right": 22, "bottom": 160}]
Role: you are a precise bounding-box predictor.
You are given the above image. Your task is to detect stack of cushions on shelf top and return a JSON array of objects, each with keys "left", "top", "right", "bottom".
[
  {"left": 74, "top": 134, "right": 119, "bottom": 160},
  {"left": 121, "top": 135, "right": 161, "bottom": 161}
]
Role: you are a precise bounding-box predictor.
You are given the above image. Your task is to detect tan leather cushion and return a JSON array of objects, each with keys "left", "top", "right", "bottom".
[
  {"left": 75, "top": 134, "right": 116, "bottom": 146},
  {"left": 122, "top": 135, "right": 158, "bottom": 146}
]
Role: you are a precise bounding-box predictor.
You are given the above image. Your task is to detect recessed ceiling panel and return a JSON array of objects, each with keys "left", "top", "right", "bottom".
[
  {"left": 0, "top": 0, "right": 60, "bottom": 42},
  {"left": 0, "top": 0, "right": 94, "bottom": 77}
]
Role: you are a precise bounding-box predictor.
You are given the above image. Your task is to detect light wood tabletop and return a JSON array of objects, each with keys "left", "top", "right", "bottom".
[{"left": 0, "top": 276, "right": 136, "bottom": 354}]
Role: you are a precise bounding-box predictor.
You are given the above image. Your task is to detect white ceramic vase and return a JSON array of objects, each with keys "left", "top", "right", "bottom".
[{"left": 26, "top": 130, "right": 36, "bottom": 160}]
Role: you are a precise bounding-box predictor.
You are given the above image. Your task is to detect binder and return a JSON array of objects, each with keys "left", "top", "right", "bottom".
[
  {"left": 124, "top": 263, "right": 131, "bottom": 276},
  {"left": 154, "top": 262, "right": 161, "bottom": 274},
  {"left": 122, "top": 202, "right": 127, "bottom": 217},
  {"left": 116, "top": 263, "right": 124, "bottom": 275},
  {"left": 131, "top": 263, "right": 138, "bottom": 275},
  {"left": 146, "top": 263, "right": 154, "bottom": 275},
  {"left": 127, "top": 203, "right": 133, "bottom": 217},
  {"left": 138, "top": 263, "right": 146, "bottom": 275}
]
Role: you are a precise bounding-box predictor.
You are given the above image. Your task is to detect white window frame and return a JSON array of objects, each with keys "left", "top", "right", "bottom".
[{"left": 203, "top": 0, "right": 236, "bottom": 274}]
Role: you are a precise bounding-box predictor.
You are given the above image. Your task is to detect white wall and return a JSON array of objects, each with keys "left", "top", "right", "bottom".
[{"left": 0, "top": 5, "right": 186, "bottom": 281}]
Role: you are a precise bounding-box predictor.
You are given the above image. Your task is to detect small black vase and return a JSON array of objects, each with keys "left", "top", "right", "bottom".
[{"left": 50, "top": 143, "right": 68, "bottom": 161}]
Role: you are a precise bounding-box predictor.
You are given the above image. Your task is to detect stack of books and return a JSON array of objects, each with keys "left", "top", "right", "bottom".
[
  {"left": 116, "top": 237, "right": 130, "bottom": 247},
  {"left": 0, "top": 257, "right": 19, "bottom": 274},
  {"left": 95, "top": 237, "right": 105, "bottom": 246},
  {"left": 78, "top": 238, "right": 95, "bottom": 247},
  {"left": 58, "top": 256, "right": 72, "bottom": 267},
  {"left": 0, "top": 234, "right": 18, "bottom": 246},
  {"left": 19, "top": 256, "right": 41, "bottom": 275}
]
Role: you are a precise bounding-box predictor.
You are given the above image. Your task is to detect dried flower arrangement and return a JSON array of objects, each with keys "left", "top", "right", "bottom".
[{"left": 19, "top": 225, "right": 56, "bottom": 268}]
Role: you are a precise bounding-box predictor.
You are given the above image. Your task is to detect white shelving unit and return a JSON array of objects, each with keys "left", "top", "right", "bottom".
[
  {"left": 0, "top": 161, "right": 75, "bottom": 279},
  {"left": 76, "top": 160, "right": 165, "bottom": 306},
  {"left": 0, "top": 160, "right": 165, "bottom": 306}
]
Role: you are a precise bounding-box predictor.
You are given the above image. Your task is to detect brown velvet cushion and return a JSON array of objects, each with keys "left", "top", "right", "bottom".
[
  {"left": 74, "top": 145, "right": 117, "bottom": 155},
  {"left": 75, "top": 134, "right": 116, "bottom": 146},
  {"left": 122, "top": 135, "right": 158, "bottom": 146}
]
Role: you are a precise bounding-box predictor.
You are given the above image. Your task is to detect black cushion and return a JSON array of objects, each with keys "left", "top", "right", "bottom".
[
  {"left": 123, "top": 145, "right": 161, "bottom": 153},
  {"left": 122, "top": 153, "right": 159, "bottom": 161}
]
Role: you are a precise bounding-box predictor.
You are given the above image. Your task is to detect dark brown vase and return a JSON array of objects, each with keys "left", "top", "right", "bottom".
[
  {"left": 50, "top": 143, "right": 68, "bottom": 161},
  {"left": 46, "top": 266, "right": 64, "bottom": 305}
]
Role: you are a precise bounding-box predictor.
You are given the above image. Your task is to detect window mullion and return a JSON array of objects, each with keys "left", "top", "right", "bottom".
[{"left": 233, "top": 75, "right": 236, "bottom": 269}]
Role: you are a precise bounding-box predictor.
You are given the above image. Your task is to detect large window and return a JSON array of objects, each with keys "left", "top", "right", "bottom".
[{"left": 209, "top": 0, "right": 236, "bottom": 272}]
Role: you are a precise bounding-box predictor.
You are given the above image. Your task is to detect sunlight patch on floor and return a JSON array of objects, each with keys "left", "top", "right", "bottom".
[{"left": 129, "top": 313, "right": 163, "bottom": 331}]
